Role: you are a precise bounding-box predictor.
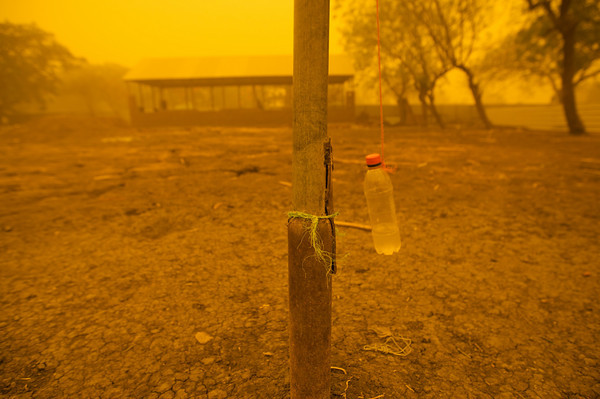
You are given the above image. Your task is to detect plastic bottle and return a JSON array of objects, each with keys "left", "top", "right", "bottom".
[{"left": 364, "top": 153, "right": 401, "bottom": 255}]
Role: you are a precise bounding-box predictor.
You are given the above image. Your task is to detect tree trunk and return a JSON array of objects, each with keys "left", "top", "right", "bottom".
[
  {"left": 418, "top": 92, "right": 428, "bottom": 127},
  {"left": 427, "top": 91, "right": 445, "bottom": 129},
  {"left": 402, "top": 97, "right": 417, "bottom": 125},
  {"left": 458, "top": 65, "right": 492, "bottom": 129},
  {"left": 396, "top": 96, "right": 407, "bottom": 125},
  {"left": 397, "top": 98, "right": 406, "bottom": 126},
  {"left": 561, "top": 27, "right": 586, "bottom": 135}
]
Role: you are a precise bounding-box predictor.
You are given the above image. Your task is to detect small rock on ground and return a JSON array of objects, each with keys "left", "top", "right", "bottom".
[{"left": 195, "top": 331, "right": 213, "bottom": 344}]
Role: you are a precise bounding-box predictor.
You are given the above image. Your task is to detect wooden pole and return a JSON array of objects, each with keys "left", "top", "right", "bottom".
[
  {"left": 289, "top": 0, "right": 332, "bottom": 398},
  {"left": 292, "top": 0, "right": 330, "bottom": 211}
]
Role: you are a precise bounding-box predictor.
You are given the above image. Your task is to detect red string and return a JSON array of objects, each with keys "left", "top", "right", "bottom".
[{"left": 375, "top": 0, "right": 384, "bottom": 162}]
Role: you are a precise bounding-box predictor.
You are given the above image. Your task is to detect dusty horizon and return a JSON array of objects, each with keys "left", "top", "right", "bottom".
[{"left": 2, "top": 0, "right": 597, "bottom": 107}]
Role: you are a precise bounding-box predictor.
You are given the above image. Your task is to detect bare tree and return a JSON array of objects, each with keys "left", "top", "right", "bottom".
[
  {"left": 382, "top": 0, "right": 452, "bottom": 128},
  {"left": 381, "top": 63, "right": 415, "bottom": 125},
  {"left": 524, "top": 0, "right": 599, "bottom": 135},
  {"left": 415, "top": 0, "right": 494, "bottom": 128},
  {"left": 337, "top": 0, "right": 449, "bottom": 128},
  {"left": 337, "top": 0, "right": 500, "bottom": 128}
]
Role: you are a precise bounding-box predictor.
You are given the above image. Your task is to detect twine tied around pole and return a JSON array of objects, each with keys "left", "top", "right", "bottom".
[{"left": 288, "top": 211, "right": 338, "bottom": 275}]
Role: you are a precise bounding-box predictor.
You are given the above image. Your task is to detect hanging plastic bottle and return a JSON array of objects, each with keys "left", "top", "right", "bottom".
[{"left": 364, "top": 153, "right": 401, "bottom": 255}]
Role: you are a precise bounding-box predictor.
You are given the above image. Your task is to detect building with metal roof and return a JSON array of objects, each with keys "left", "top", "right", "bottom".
[{"left": 124, "top": 55, "right": 355, "bottom": 127}]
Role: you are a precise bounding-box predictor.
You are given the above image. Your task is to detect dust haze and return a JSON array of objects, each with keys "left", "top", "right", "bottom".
[{"left": 1, "top": 0, "right": 599, "bottom": 398}]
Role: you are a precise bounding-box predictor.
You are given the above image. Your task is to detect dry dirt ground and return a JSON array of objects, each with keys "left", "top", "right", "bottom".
[{"left": 0, "top": 116, "right": 599, "bottom": 399}]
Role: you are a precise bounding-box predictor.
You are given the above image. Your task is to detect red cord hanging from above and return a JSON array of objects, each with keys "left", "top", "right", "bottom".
[{"left": 375, "top": 0, "right": 393, "bottom": 173}]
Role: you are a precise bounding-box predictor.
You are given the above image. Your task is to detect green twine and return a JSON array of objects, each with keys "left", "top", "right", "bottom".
[{"left": 288, "top": 211, "right": 338, "bottom": 274}]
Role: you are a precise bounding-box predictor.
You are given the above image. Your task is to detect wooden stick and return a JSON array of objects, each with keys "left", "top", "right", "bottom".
[{"left": 336, "top": 221, "right": 372, "bottom": 231}]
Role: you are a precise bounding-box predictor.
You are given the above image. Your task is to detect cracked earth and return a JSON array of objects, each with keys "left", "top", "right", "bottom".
[{"left": 0, "top": 116, "right": 599, "bottom": 398}]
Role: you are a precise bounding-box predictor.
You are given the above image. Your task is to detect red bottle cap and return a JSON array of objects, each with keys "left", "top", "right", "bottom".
[{"left": 366, "top": 153, "right": 382, "bottom": 167}]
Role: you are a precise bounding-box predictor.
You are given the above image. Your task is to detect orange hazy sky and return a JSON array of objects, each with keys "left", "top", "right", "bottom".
[
  {"left": 1, "top": 0, "right": 346, "bottom": 67},
  {"left": 2, "top": 0, "right": 559, "bottom": 104}
]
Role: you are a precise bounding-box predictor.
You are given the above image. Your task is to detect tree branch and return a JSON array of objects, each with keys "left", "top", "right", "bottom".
[
  {"left": 574, "top": 68, "right": 600, "bottom": 85},
  {"left": 432, "top": 0, "right": 457, "bottom": 64},
  {"left": 526, "top": 0, "right": 560, "bottom": 28},
  {"left": 544, "top": 72, "right": 562, "bottom": 101},
  {"left": 382, "top": 69, "right": 404, "bottom": 99}
]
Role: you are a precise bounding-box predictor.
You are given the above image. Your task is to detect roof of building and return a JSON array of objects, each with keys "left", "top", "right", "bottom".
[{"left": 124, "top": 55, "right": 354, "bottom": 87}]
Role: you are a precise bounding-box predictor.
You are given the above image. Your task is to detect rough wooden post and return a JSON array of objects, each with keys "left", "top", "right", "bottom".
[
  {"left": 288, "top": 0, "right": 332, "bottom": 398},
  {"left": 292, "top": 0, "right": 330, "bottom": 211}
]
